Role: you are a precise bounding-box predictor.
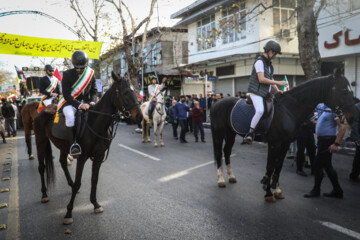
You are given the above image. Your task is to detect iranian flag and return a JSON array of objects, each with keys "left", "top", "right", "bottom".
[
  {"left": 281, "top": 75, "right": 290, "bottom": 92},
  {"left": 138, "top": 88, "right": 144, "bottom": 101},
  {"left": 54, "top": 67, "right": 62, "bottom": 81},
  {"left": 15, "top": 65, "right": 27, "bottom": 84},
  {"left": 7, "top": 94, "right": 16, "bottom": 100}
]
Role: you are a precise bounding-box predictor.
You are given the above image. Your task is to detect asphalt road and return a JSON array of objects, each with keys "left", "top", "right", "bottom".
[{"left": 1, "top": 122, "right": 360, "bottom": 240}]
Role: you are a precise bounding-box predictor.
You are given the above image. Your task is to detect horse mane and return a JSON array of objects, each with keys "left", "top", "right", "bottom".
[
  {"left": 93, "top": 77, "right": 127, "bottom": 110},
  {"left": 280, "top": 75, "right": 333, "bottom": 103}
]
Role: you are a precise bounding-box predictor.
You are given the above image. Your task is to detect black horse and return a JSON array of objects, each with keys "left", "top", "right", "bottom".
[
  {"left": 210, "top": 69, "right": 356, "bottom": 202},
  {"left": 34, "top": 72, "right": 142, "bottom": 224}
]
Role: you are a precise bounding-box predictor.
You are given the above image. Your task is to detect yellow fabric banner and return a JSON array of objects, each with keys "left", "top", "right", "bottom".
[{"left": 0, "top": 32, "right": 103, "bottom": 59}]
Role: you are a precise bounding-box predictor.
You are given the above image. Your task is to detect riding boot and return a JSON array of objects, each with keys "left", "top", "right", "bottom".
[
  {"left": 1, "top": 132, "right": 6, "bottom": 143},
  {"left": 68, "top": 127, "right": 81, "bottom": 158},
  {"left": 244, "top": 128, "right": 255, "bottom": 144}
]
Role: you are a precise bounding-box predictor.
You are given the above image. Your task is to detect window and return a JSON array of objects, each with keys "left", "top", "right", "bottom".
[
  {"left": 196, "top": 15, "right": 216, "bottom": 51},
  {"left": 351, "top": 0, "right": 360, "bottom": 11},
  {"left": 221, "top": 0, "right": 246, "bottom": 44},
  {"left": 162, "top": 41, "right": 174, "bottom": 65},
  {"left": 273, "top": 0, "right": 297, "bottom": 36},
  {"left": 182, "top": 41, "right": 188, "bottom": 64},
  {"left": 151, "top": 42, "right": 161, "bottom": 66}
]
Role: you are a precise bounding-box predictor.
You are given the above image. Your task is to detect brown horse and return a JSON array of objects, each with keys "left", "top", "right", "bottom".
[
  {"left": 34, "top": 72, "right": 142, "bottom": 225},
  {"left": 21, "top": 101, "right": 40, "bottom": 160}
]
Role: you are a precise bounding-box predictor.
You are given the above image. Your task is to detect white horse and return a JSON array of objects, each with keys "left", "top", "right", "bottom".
[{"left": 140, "top": 91, "right": 167, "bottom": 147}]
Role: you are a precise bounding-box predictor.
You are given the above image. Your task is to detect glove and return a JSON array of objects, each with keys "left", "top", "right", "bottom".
[{"left": 174, "top": 120, "right": 178, "bottom": 124}]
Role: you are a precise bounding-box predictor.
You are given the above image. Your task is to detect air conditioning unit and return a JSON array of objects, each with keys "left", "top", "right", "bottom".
[{"left": 281, "top": 29, "right": 294, "bottom": 40}]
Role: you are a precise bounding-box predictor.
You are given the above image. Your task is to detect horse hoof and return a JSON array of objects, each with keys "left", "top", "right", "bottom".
[
  {"left": 265, "top": 196, "right": 276, "bottom": 202},
  {"left": 147, "top": 139, "right": 151, "bottom": 143},
  {"left": 41, "top": 197, "right": 50, "bottom": 203},
  {"left": 217, "top": 181, "right": 226, "bottom": 188},
  {"left": 63, "top": 218, "right": 73, "bottom": 225},
  {"left": 154, "top": 144, "right": 158, "bottom": 147},
  {"left": 94, "top": 206, "right": 104, "bottom": 214},
  {"left": 29, "top": 155, "right": 35, "bottom": 160},
  {"left": 229, "top": 177, "right": 237, "bottom": 183},
  {"left": 142, "top": 139, "right": 145, "bottom": 143},
  {"left": 160, "top": 143, "right": 164, "bottom": 147},
  {"left": 274, "top": 192, "right": 285, "bottom": 199}
]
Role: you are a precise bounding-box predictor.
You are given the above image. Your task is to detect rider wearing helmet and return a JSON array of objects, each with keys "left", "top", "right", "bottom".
[
  {"left": 39, "top": 64, "right": 61, "bottom": 106},
  {"left": 147, "top": 75, "right": 167, "bottom": 120},
  {"left": 245, "top": 40, "right": 288, "bottom": 144},
  {"left": 61, "top": 50, "right": 97, "bottom": 156}
]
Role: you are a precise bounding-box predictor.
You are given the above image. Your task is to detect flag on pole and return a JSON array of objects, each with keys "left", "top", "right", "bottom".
[
  {"left": 138, "top": 88, "right": 144, "bottom": 101},
  {"left": 54, "top": 68, "right": 62, "bottom": 82},
  {"left": 15, "top": 76, "right": 19, "bottom": 84},
  {"left": 7, "top": 94, "right": 16, "bottom": 100},
  {"left": 281, "top": 75, "right": 290, "bottom": 92},
  {"left": 14, "top": 65, "right": 27, "bottom": 84}
]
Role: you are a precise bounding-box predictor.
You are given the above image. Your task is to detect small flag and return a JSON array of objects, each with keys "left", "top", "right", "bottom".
[
  {"left": 54, "top": 68, "right": 62, "bottom": 82},
  {"left": 281, "top": 75, "right": 290, "bottom": 92},
  {"left": 14, "top": 65, "right": 27, "bottom": 84},
  {"left": 7, "top": 94, "right": 16, "bottom": 100},
  {"left": 138, "top": 88, "right": 144, "bottom": 101}
]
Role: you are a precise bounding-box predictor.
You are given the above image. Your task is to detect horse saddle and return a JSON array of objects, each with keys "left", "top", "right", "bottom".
[
  {"left": 51, "top": 110, "right": 88, "bottom": 141},
  {"left": 230, "top": 99, "right": 273, "bottom": 140}
]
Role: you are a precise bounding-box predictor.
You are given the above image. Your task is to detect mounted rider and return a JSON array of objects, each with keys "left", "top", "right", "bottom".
[
  {"left": 147, "top": 75, "right": 167, "bottom": 120},
  {"left": 57, "top": 50, "right": 97, "bottom": 157},
  {"left": 38, "top": 64, "right": 61, "bottom": 112},
  {"left": 245, "top": 40, "right": 288, "bottom": 144}
]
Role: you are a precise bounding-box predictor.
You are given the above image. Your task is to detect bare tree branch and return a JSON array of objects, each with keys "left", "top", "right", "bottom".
[
  {"left": 139, "top": 0, "right": 157, "bottom": 59},
  {"left": 121, "top": 2, "right": 135, "bottom": 31},
  {"left": 70, "top": 0, "right": 96, "bottom": 39},
  {"left": 315, "top": 0, "right": 327, "bottom": 19}
]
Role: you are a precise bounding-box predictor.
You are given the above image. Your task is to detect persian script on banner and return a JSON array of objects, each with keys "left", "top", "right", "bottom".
[{"left": 0, "top": 32, "right": 103, "bottom": 59}]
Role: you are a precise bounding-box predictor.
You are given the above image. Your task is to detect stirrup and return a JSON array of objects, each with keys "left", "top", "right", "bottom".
[{"left": 70, "top": 142, "right": 82, "bottom": 157}]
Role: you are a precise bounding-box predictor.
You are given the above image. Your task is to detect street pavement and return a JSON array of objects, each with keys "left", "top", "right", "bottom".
[{"left": 0, "top": 122, "right": 360, "bottom": 240}]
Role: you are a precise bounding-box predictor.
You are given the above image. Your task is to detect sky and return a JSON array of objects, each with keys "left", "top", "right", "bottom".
[{"left": 0, "top": 0, "right": 196, "bottom": 79}]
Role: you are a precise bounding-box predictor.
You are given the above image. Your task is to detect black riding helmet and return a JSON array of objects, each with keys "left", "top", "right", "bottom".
[
  {"left": 150, "top": 75, "right": 157, "bottom": 83},
  {"left": 263, "top": 40, "right": 282, "bottom": 55},
  {"left": 71, "top": 50, "right": 88, "bottom": 68},
  {"left": 44, "top": 64, "right": 54, "bottom": 71}
]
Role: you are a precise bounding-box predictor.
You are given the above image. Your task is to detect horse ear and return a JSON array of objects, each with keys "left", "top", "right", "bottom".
[
  {"left": 111, "top": 71, "right": 120, "bottom": 82},
  {"left": 333, "top": 63, "right": 344, "bottom": 78}
]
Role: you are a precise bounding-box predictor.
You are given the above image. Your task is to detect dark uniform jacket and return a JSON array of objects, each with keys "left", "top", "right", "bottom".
[
  {"left": 39, "top": 75, "right": 61, "bottom": 100},
  {"left": 62, "top": 68, "right": 97, "bottom": 109}
]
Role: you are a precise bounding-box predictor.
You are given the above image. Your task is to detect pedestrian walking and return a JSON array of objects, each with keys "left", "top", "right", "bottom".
[
  {"left": 304, "top": 104, "right": 345, "bottom": 199},
  {"left": 1, "top": 98, "right": 16, "bottom": 137},
  {"left": 174, "top": 95, "right": 189, "bottom": 143},
  {"left": 349, "top": 101, "right": 360, "bottom": 181},
  {"left": 168, "top": 100, "right": 178, "bottom": 139},
  {"left": 192, "top": 101, "right": 205, "bottom": 142}
]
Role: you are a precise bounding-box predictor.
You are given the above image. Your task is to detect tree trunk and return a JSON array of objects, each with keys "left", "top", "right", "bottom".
[
  {"left": 123, "top": 36, "right": 140, "bottom": 93},
  {"left": 297, "top": 1, "right": 322, "bottom": 80}
]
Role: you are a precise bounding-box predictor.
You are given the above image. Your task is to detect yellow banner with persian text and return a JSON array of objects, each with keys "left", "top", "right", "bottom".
[{"left": 0, "top": 32, "right": 103, "bottom": 59}]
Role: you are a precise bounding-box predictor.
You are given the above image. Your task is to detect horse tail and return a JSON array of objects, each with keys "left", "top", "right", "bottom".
[{"left": 44, "top": 139, "right": 55, "bottom": 187}]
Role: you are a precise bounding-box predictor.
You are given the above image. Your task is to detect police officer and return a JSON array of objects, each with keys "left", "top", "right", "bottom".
[
  {"left": 245, "top": 40, "right": 288, "bottom": 144},
  {"left": 62, "top": 50, "right": 97, "bottom": 156},
  {"left": 39, "top": 64, "right": 61, "bottom": 106},
  {"left": 147, "top": 75, "right": 166, "bottom": 120}
]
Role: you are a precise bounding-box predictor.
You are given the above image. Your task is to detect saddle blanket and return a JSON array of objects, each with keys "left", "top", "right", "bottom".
[{"left": 230, "top": 99, "right": 273, "bottom": 135}]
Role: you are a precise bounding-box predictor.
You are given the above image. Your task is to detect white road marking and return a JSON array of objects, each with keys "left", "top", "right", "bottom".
[
  {"left": 319, "top": 221, "right": 360, "bottom": 239},
  {"left": 118, "top": 144, "right": 160, "bottom": 161},
  {"left": 158, "top": 161, "right": 213, "bottom": 182}
]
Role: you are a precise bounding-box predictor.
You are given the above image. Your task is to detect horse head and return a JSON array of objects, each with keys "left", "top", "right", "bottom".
[
  {"left": 324, "top": 68, "right": 356, "bottom": 123},
  {"left": 110, "top": 71, "right": 143, "bottom": 124}
]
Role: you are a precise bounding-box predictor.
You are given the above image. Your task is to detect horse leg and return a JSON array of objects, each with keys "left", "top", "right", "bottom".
[
  {"left": 160, "top": 121, "right": 165, "bottom": 147},
  {"left": 90, "top": 156, "right": 104, "bottom": 214},
  {"left": 38, "top": 156, "right": 49, "bottom": 203},
  {"left": 261, "top": 142, "right": 280, "bottom": 202},
  {"left": 24, "top": 123, "right": 34, "bottom": 160},
  {"left": 224, "top": 130, "right": 237, "bottom": 183},
  {"left": 272, "top": 142, "right": 291, "bottom": 200},
  {"left": 147, "top": 122, "right": 151, "bottom": 143},
  {"left": 63, "top": 156, "right": 87, "bottom": 225},
  {"left": 213, "top": 129, "right": 225, "bottom": 187},
  {"left": 153, "top": 121, "right": 158, "bottom": 147},
  {"left": 59, "top": 151, "right": 73, "bottom": 187},
  {"left": 141, "top": 120, "right": 146, "bottom": 143}
]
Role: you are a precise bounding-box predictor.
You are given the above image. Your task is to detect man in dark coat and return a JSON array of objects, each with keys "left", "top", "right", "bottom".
[
  {"left": 39, "top": 64, "right": 61, "bottom": 106},
  {"left": 61, "top": 50, "right": 97, "bottom": 156}
]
